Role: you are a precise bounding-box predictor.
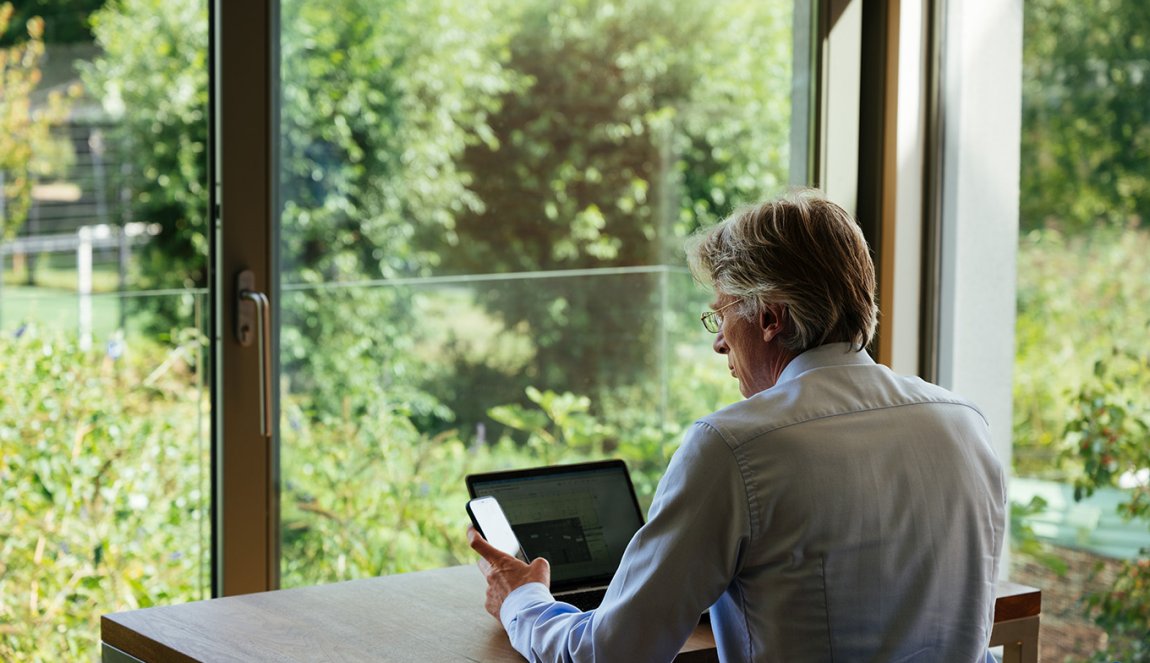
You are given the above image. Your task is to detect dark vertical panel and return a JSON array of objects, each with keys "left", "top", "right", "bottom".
[
  {"left": 213, "top": 0, "right": 279, "bottom": 596},
  {"left": 919, "top": 0, "right": 945, "bottom": 383}
]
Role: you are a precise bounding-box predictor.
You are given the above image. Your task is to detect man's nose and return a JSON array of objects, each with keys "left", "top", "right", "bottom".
[{"left": 713, "top": 331, "right": 729, "bottom": 355}]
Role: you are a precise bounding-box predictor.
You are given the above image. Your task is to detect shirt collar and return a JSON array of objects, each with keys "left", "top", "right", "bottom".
[{"left": 777, "top": 342, "right": 875, "bottom": 385}]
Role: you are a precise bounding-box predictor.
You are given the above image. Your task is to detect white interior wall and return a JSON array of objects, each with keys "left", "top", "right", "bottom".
[{"left": 936, "top": 0, "right": 1023, "bottom": 486}]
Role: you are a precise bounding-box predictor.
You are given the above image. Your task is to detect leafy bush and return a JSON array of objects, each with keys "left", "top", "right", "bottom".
[
  {"left": 0, "top": 328, "right": 208, "bottom": 661},
  {"left": 1013, "top": 227, "right": 1150, "bottom": 658},
  {"left": 1012, "top": 228, "right": 1150, "bottom": 476},
  {"left": 1063, "top": 345, "right": 1150, "bottom": 659},
  {"left": 281, "top": 345, "right": 743, "bottom": 586}
]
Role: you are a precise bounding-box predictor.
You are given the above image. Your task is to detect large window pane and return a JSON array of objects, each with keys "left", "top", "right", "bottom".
[
  {"left": 277, "top": 0, "right": 795, "bottom": 585},
  {"left": 0, "top": 1, "right": 209, "bottom": 659},
  {"left": 1011, "top": 0, "right": 1150, "bottom": 659}
]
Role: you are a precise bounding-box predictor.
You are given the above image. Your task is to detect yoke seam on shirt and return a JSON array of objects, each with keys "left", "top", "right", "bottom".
[{"left": 707, "top": 399, "right": 987, "bottom": 451}]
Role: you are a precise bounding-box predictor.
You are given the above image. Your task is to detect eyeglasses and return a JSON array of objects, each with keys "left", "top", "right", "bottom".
[{"left": 700, "top": 300, "right": 740, "bottom": 333}]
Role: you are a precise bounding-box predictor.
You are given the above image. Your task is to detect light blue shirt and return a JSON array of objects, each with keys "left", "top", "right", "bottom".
[{"left": 499, "top": 343, "right": 1007, "bottom": 662}]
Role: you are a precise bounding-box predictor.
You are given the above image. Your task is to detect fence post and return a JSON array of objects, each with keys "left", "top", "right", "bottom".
[{"left": 77, "top": 226, "right": 93, "bottom": 350}]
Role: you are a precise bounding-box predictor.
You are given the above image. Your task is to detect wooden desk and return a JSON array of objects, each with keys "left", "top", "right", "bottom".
[
  {"left": 102, "top": 565, "right": 717, "bottom": 662},
  {"left": 102, "top": 567, "right": 1039, "bottom": 662}
]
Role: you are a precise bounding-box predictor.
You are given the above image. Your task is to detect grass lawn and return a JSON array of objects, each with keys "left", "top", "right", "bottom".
[
  {"left": 4, "top": 262, "right": 134, "bottom": 340},
  {"left": 2, "top": 262, "right": 206, "bottom": 345},
  {"left": 0, "top": 283, "right": 123, "bottom": 340}
]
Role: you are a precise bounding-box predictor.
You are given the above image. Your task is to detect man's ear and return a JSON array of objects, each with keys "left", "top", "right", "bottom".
[{"left": 759, "top": 304, "right": 787, "bottom": 343}]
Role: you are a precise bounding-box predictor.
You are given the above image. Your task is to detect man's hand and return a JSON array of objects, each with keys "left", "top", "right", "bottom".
[{"left": 468, "top": 526, "right": 551, "bottom": 620}]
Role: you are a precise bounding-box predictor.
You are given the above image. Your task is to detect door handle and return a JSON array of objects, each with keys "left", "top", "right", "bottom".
[{"left": 235, "top": 269, "right": 272, "bottom": 438}]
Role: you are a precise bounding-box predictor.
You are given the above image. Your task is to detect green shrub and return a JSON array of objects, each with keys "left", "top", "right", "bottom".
[
  {"left": 1012, "top": 226, "right": 1150, "bottom": 659},
  {"left": 0, "top": 328, "right": 208, "bottom": 661},
  {"left": 1013, "top": 227, "right": 1150, "bottom": 477},
  {"left": 1064, "top": 344, "right": 1150, "bottom": 659},
  {"left": 280, "top": 353, "right": 743, "bottom": 586}
]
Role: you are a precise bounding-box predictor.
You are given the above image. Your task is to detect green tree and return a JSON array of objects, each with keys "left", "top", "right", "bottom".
[
  {"left": 413, "top": 0, "right": 791, "bottom": 419},
  {"left": 80, "top": 0, "right": 209, "bottom": 332},
  {"left": 0, "top": 0, "right": 103, "bottom": 45},
  {"left": 0, "top": 2, "right": 73, "bottom": 241},
  {"left": 443, "top": 0, "right": 790, "bottom": 276},
  {"left": 1020, "top": 0, "right": 1150, "bottom": 233},
  {"left": 277, "top": 0, "right": 523, "bottom": 419}
]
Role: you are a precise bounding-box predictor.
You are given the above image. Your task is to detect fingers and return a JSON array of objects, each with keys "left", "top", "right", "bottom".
[
  {"left": 467, "top": 525, "right": 551, "bottom": 620},
  {"left": 528, "top": 556, "right": 551, "bottom": 585},
  {"left": 468, "top": 525, "right": 513, "bottom": 565}
]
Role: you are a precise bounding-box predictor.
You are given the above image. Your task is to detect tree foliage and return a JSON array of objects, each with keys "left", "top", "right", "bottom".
[
  {"left": 1015, "top": 3, "right": 1150, "bottom": 655},
  {"left": 277, "top": 0, "right": 522, "bottom": 421},
  {"left": 1021, "top": 0, "right": 1150, "bottom": 233},
  {"left": 72, "top": 0, "right": 793, "bottom": 431},
  {"left": 80, "top": 0, "right": 209, "bottom": 331},
  {"left": 431, "top": 0, "right": 790, "bottom": 397},
  {"left": 0, "top": 0, "right": 103, "bottom": 46},
  {"left": 0, "top": 2, "right": 74, "bottom": 240}
]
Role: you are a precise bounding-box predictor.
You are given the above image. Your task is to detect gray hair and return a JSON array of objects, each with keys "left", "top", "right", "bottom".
[{"left": 686, "top": 189, "right": 878, "bottom": 353}]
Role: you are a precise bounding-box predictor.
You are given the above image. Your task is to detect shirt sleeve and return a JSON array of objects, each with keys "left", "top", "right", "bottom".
[{"left": 497, "top": 422, "right": 752, "bottom": 662}]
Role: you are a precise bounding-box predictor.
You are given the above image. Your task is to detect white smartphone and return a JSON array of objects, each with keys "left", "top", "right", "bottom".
[{"left": 467, "top": 496, "right": 529, "bottom": 562}]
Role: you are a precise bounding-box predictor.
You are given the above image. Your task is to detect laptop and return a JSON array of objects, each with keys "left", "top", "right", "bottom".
[{"left": 466, "top": 459, "right": 645, "bottom": 611}]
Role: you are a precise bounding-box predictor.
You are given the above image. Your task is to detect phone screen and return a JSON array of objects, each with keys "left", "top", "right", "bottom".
[{"left": 467, "top": 496, "right": 527, "bottom": 561}]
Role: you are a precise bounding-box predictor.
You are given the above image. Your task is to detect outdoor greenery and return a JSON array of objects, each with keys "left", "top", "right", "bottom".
[
  {"left": 0, "top": 1, "right": 74, "bottom": 241},
  {"left": 2, "top": 0, "right": 1149, "bottom": 659},
  {"left": 80, "top": 0, "right": 209, "bottom": 335},
  {"left": 1020, "top": 0, "right": 1149, "bottom": 236},
  {"left": 1064, "top": 341, "right": 1150, "bottom": 661},
  {"left": 1012, "top": 229, "right": 1150, "bottom": 658},
  {"left": 0, "top": 327, "right": 208, "bottom": 660},
  {"left": 1015, "top": 0, "right": 1150, "bottom": 655},
  {"left": 0, "top": 318, "right": 740, "bottom": 654},
  {"left": 1012, "top": 229, "right": 1150, "bottom": 476},
  {"left": 0, "top": 0, "right": 102, "bottom": 46}
]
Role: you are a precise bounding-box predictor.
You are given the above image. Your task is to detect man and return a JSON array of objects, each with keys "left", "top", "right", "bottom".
[{"left": 469, "top": 190, "right": 1007, "bottom": 662}]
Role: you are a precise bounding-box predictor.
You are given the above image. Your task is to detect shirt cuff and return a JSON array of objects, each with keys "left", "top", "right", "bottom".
[{"left": 499, "top": 582, "right": 555, "bottom": 631}]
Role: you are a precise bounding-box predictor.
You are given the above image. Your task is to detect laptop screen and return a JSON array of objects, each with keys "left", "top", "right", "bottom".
[{"left": 467, "top": 460, "right": 645, "bottom": 591}]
